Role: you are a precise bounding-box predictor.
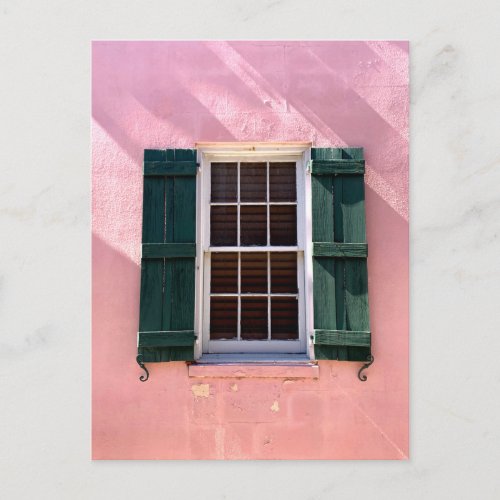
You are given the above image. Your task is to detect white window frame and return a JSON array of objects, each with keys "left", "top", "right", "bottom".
[{"left": 194, "top": 143, "right": 314, "bottom": 360}]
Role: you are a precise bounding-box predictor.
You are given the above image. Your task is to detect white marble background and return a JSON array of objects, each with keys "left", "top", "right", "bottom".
[{"left": 1, "top": 0, "right": 499, "bottom": 498}]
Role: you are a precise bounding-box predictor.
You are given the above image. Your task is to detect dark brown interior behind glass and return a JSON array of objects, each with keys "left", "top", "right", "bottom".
[
  {"left": 241, "top": 297, "right": 268, "bottom": 340},
  {"left": 210, "top": 205, "right": 237, "bottom": 246},
  {"left": 240, "top": 162, "right": 266, "bottom": 202},
  {"left": 211, "top": 162, "right": 237, "bottom": 202},
  {"left": 270, "top": 205, "right": 297, "bottom": 245},
  {"left": 271, "top": 297, "right": 299, "bottom": 339},
  {"left": 241, "top": 252, "right": 267, "bottom": 293},
  {"left": 210, "top": 296, "right": 238, "bottom": 340},
  {"left": 269, "top": 162, "right": 296, "bottom": 201},
  {"left": 209, "top": 161, "right": 298, "bottom": 342},
  {"left": 270, "top": 252, "right": 298, "bottom": 293},
  {"left": 240, "top": 205, "right": 267, "bottom": 245},
  {"left": 210, "top": 252, "right": 238, "bottom": 293}
]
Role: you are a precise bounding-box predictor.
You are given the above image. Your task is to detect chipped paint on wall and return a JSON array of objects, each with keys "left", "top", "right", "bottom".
[{"left": 191, "top": 384, "right": 210, "bottom": 398}]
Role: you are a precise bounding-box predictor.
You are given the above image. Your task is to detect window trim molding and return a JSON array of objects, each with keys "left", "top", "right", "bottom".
[{"left": 194, "top": 142, "right": 314, "bottom": 361}]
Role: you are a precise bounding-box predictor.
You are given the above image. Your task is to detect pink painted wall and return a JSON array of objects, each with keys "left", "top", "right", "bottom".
[{"left": 92, "top": 41, "right": 408, "bottom": 459}]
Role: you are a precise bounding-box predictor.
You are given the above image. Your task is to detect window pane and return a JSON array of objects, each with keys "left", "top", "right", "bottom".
[
  {"left": 241, "top": 252, "right": 267, "bottom": 293},
  {"left": 269, "top": 162, "right": 296, "bottom": 202},
  {"left": 241, "top": 297, "right": 268, "bottom": 340},
  {"left": 240, "top": 205, "right": 267, "bottom": 246},
  {"left": 270, "top": 205, "right": 297, "bottom": 245},
  {"left": 211, "top": 206, "right": 237, "bottom": 246},
  {"left": 211, "top": 162, "right": 237, "bottom": 202},
  {"left": 271, "top": 297, "right": 298, "bottom": 340},
  {"left": 210, "top": 297, "right": 238, "bottom": 340},
  {"left": 270, "top": 252, "right": 297, "bottom": 293},
  {"left": 211, "top": 252, "right": 238, "bottom": 293},
  {"left": 240, "top": 162, "right": 267, "bottom": 202}
]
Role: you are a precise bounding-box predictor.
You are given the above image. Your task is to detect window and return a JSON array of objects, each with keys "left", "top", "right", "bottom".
[
  {"left": 136, "top": 144, "right": 371, "bottom": 381},
  {"left": 199, "top": 150, "right": 308, "bottom": 355}
]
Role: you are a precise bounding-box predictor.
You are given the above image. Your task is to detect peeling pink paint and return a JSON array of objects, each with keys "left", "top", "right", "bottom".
[
  {"left": 92, "top": 41, "right": 409, "bottom": 460},
  {"left": 191, "top": 384, "right": 210, "bottom": 398}
]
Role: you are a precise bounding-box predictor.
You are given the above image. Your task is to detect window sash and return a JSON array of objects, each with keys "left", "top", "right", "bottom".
[
  {"left": 203, "top": 252, "right": 306, "bottom": 353},
  {"left": 209, "top": 161, "right": 299, "bottom": 248}
]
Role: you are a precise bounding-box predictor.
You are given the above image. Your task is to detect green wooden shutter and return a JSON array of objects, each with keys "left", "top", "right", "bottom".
[
  {"left": 311, "top": 147, "right": 371, "bottom": 364},
  {"left": 137, "top": 149, "right": 197, "bottom": 375}
]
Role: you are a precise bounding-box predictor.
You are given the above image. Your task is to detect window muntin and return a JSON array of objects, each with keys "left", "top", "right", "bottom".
[{"left": 204, "top": 159, "right": 305, "bottom": 353}]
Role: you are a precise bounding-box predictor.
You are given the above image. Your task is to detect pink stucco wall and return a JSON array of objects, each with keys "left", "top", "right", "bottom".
[{"left": 92, "top": 41, "right": 408, "bottom": 460}]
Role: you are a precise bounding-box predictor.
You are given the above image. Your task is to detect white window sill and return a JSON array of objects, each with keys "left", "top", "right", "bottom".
[{"left": 188, "top": 354, "right": 318, "bottom": 379}]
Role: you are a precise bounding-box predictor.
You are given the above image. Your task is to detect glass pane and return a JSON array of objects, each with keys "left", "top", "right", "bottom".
[
  {"left": 240, "top": 162, "right": 267, "bottom": 202},
  {"left": 241, "top": 252, "right": 267, "bottom": 293},
  {"left": 270, "top": 205, "right": 297, "bottom": 245},
  {"left": 211, "top": 162, "right": 237, "bottom": 202},
  {"left": 270, "top": 252, "right": 297, "bottom": 293},
  {"left": 271, "top": 297, "right": 298, "bottom": 340},
  {"left": 211, "top": 206, "right": 237, "bottom": 246},
  {"left": 269, "top": 162, "right": 296, "bottom": 201},
  {"left": 210, "top": 297, "right": 238, "bottom": 340},
  {"left": 211, "top": 252, "right": 238, "bottom": 293},
  {"left": 240, "top": 205, "right": 267, "bottom": 246},
  {"left": 241, "top": 297, "right": 268, "bottom": 340}
]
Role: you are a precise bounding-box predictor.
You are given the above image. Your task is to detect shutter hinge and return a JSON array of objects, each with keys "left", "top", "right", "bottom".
[{"left": 306, "top": 160, "right": 312, "bottom": 174}]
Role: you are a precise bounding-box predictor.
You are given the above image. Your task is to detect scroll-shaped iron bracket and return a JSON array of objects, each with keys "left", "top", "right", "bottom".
[
  {"left": 136, "top": 354, "right": 149, "bottom": 382},
  {"left": 358, "top": 354, "right": 374, "bottom": 382}
]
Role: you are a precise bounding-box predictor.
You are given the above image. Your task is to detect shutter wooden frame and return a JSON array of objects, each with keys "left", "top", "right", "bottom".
[
  {"left": 311, "top": 147, "right": 371, "bottom": 362},
  {"left": 137, "top": 149, "right": 197, "bottom": 374}
]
